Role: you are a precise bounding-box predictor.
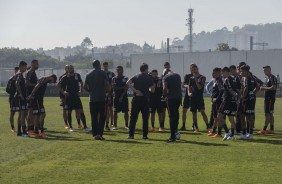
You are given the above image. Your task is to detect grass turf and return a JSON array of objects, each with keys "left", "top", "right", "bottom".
[{"left": 0, "top": 96, "right": 281, "bottom": 184}]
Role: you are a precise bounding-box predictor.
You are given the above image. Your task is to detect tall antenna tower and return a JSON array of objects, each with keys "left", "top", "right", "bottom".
[{"left": 186, "top": 8, "right": 194, "bottom": 52}]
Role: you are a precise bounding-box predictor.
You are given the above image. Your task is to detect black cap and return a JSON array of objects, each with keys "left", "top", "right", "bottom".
[{"left": 263, "top": 65, "right": 271, "bottom": 69}]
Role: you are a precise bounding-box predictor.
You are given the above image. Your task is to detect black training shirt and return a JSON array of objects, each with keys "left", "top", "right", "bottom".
[{"left": 163, "top": 73, "right": 182, "bottom": 99}]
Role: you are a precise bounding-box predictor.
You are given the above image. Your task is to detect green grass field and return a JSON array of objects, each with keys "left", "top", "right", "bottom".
[{"left": 0, "top": 96, "right": 281, "bottom": 184}]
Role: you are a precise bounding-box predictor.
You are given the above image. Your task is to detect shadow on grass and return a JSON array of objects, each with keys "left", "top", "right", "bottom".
[
  {"left": 244, "top": 138, "right": 282, "bottom": 145},
  {"left": 147, "top": 138, "right": 228, "bottom": 146},
  {"left": 105, "top": 139, "right": 152, "bottom": 144}
]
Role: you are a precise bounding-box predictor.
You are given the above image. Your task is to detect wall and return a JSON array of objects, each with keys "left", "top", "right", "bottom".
[{"left": 129, "top": 50, "right": 282, "bottom": 81}]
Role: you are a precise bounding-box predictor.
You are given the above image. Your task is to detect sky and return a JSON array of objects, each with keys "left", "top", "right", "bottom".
[{"left": 0, "top": 0, "right": 281, "bottom": 49}]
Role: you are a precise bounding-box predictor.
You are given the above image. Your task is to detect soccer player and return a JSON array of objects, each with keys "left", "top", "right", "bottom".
[
  {"left": 149, "top": 69, "right": 164, "bottom": 132},
  {"left": 60, "top": 65, "right": 89, "bottom": 132},
  {"left": 26, "top": 59, "right": 39, "bottom": 134},
  {"left": 217, "top": 67, "right": 239, "bottom": 141},
  {"left": 103, "top": 62, "right": 115, "bottom": 131},
  {"left": 6, "top": 67, "right": 19, "bottom": 132},
  {"left": 229, "top": 65, "right": 242, "bottom": 134},
  {"left": 188, "top": 64, "right": 210, "bottom": 132},
  {"left": 258, "top": 65, "right": 278, "bottom": 134},
  {"left": 112, "top": 66, "right": 129, "bottom": 130},
  {"left": 127, "top": 63, "right": 155, "bottom": 139},
  {"left": 162, "top": 70, "right": 182, "bottom": 142},
  {"left": 84, "top": 60, "right": 110, "bottom": 140},
  {"left": 208, "top": 68, "right": 224, "bottom": 137},
  {"left": 238, "top": 65, "right": 259, "bottom": 140},
  {"left": 180, "top": 68, "right": 193, "bottom": 131},
  {"left": 58, "top": 65, "right": 69, "bottom": 129},
  {"left": 27, "top": 75, "right": 57, "bottom": 138},
  {"left": 15, "top": 61, "right": 28, "bottom": 137},
  {"left": 161, "top": 62, "right": 171, "bottom": 126}
]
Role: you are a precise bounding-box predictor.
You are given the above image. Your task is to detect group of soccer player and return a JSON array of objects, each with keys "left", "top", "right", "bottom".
[
  {"left": 7, "top": 59, "right": 278, "bottom": 141},
  {"left": 7, "top": 60, "right": 57, "bottom": 138}
]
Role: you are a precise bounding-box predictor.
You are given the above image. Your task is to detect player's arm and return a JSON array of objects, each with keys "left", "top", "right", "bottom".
[
  {"left": 162, "top": 80, "right": 168, "bottom": 98},
  {"left": 260, "top": 76, "right": 277, "bottom": 91},
  {"left": 226, "top": 78, "right": 238, "bottom": 99},
  {"left": 187, "top": 78, "right": 193, "bottom": 97},
  {"left": 84, "top": 75, "right": 90, "bottom": 92},
  {"left": 195, "top": 76, "right": 205, "bottom": 90},
  {"left": 126, "top": 77, "right": 143, "bottom": 96},
  {"left": 27, "top": 80, "right": 44, "bottom": 99},
  {"left": 15, "top": 75, "right": 24, "bottom": 100},
  {"left": 241, "top": 77, "right": 248, "bottom": 101}
]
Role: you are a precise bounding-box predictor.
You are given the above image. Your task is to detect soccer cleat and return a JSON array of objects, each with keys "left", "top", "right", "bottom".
[
  {"left": 207, "top": 129, "right": 212, "bottom": 133},
  {"left": 112, "top": 127, "right": 118, "bottom": 130},
  {"left": 83, "top": 128, "right": 92, "bottom": 132},
  {"left": 246, "top": 134, "right": 253, "bottom": 139},
  {"left": 127, "top": 136, "right": 134, "bottom": 139},
  {"left": 27, "top": 130, "right": 35, "bottom": 135},
  {"left": 257, "top": 130, "right": 266, "bottom": 135},
  {"left": 238, "top": 134, "right": 247, "bottom": 140},
  {"left": 124, "top": 126, "right": 129, "bottom": 130},
  {"left": 179, "top": 126, "right": 186, "bottom": 131},
  {"left": 11, "top": 128, "right": 17, "bottom": 133},
  {"left": 142, "top": 136, "right": 149, "bottom": 140},
  {"left": 227, "top": 136, "right": 235, "bottom": 141},
  {"left": 266, "top": 130, "right": 274, "bottom": 134},
  {"left": 64, "top": 125, "right": 69, "bottom": 129},
  {"left": 22, "top": 133, "right": 29, "bottom": 137},
  {"left": 159, "top": 127, "right": 165, "bottom": 132},
  {"left": 77, "top": 124, "right": 83, "bottom": 129},
  {"left": 40, "top": 132, "right": 48, "bottom": 138},
  {"left": 223, "top": 133, "right": 230, "bottom": 141},
  {"left": 167, "top": 138, "right": 176, "bottom": 143},
  {"left": 105, "top": 126, "right": 110, "bottom": 131},
  {"left": 193, "top": 128, "right": 200, "bottom": 133},
  {"left": 17, "top": 132, "right": 22, "bottom": 137},
  {"left": 149, "top": 127, "right": 155, "bottom": 132},
  {"left": 69, "top": 128, "right": 74, "bottom": 132},
  {"left": 208, "top": 132, "right": 216, "bottom": 136},
  {"left": 211, "top": 134, "right": 222, "bottom": 138}
]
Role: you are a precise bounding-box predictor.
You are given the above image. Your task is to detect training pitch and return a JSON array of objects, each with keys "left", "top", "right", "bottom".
[{"left": 0, "top": 97, "right": 281, "bottom": 184}]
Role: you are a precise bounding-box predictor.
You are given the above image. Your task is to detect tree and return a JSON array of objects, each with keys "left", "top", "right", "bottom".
[{"left": 81, "top": 37, "right": 93, "bottom": 49}]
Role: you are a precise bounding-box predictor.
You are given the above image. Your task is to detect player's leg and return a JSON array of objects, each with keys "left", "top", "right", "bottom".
[
  {"left": 75, "top": 109, "right": 82, "bottom": 128},
  {"left": 268, "top": 99, "right": 275, "bottom": 134},
  {"left": 227, "top": 115, "right": 236, "bottom": 140},
  {"left": 141, "top": 98, "right": 149, "bottom": 139},
  {"left": 181, "top": 108, "right": 188, "bottom": 130},
  {"left": 150, "top": 112, "right": 156, "bottom": 132},
  {"left": 123, "top": 97, "right": 129, "bottom": 129},
  {"left": 128, "top": 97, "right": 141, "bottom": 138},
  {"left": 27, "top": 101, "right": 34, "bottom": 133},
  {"left": 67, "top": 110, "right": 73, "bottom": 131}
]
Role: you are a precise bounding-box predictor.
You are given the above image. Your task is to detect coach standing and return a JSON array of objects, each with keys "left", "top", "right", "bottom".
[
  {"left": 127, "top": 63, "right": 155, "bottom": 139},
  {"left": 162, "top": 70, "right": 182, "bottom": 142},
  {"left": 84, "top": 60, "right": 110, "bottom": 140}
]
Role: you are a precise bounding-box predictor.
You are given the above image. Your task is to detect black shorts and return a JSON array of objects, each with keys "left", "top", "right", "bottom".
[
  {"left": 9, "top": 96, "right": 20, "bottom": 112},
  {"left": 149, "top": 99, "right": 163, "bottom": 113},
  {"left": 14, "top": 96, "right": 28, "bottom": 111},
  {"left": 113, "top": 97, "right": 129, "bottom": 113},
  {"left": 242, "top": 98, "right": 256, "bottom": 115},
  {"left": 32, "top": 98, "right": 45, "bottom": 115},
  {"left": 212, "top": 101, "right": 222, "bottom": 118},
  {"left": 60, "top": 97, "right": 65, "bottom": 107},
  {"left": 264, "top": 98, "right": 275, "bottom": 114},
  {"left": 65, "top": 95, "right": 83, "bottom": 110},
  {"left": 26, "top": 99, "right": 33, "bottom": 109},
  {"left": 190, "top": 97, "right": 205, "bottom": 112},
  {"left": 183, "top": 96, "right": 190, "bottom": 109},
  {"left": 220, "top": 100, "right": 237, "bottom": 116}
]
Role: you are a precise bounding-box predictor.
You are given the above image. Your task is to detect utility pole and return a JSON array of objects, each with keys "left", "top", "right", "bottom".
[
  {"left": 186, "top": 8, "right": 194, "bottom": 52},
  {"left": 167, "top": 38, "right": 170, "bottom": 53},
  {"left": 250, "top": 36, "right": 268, "bottom": 50}
]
